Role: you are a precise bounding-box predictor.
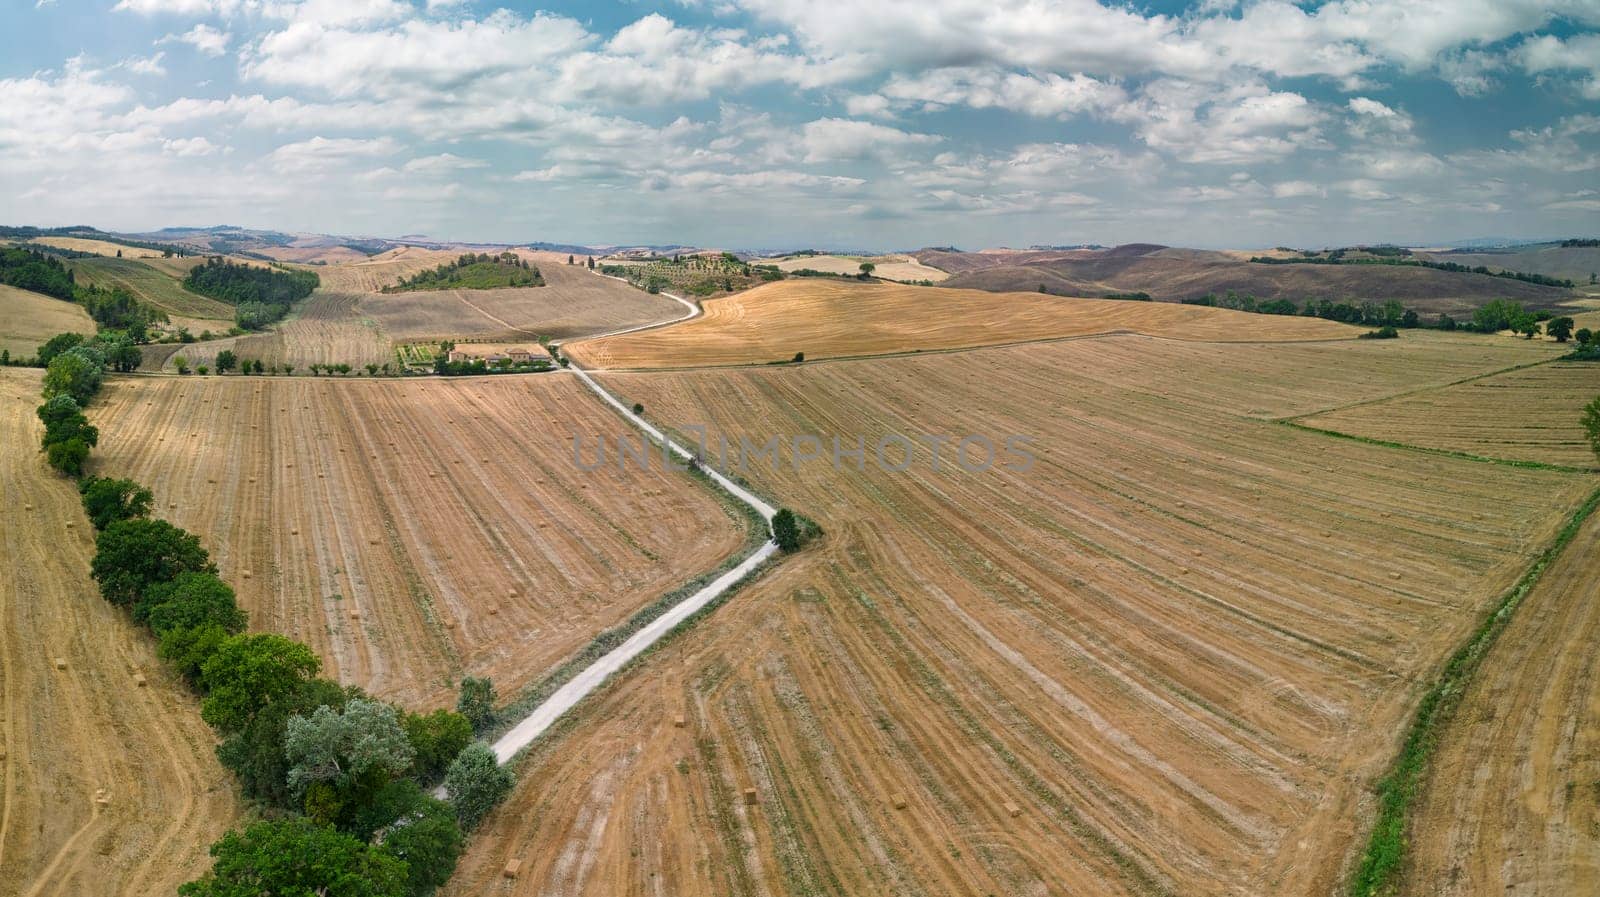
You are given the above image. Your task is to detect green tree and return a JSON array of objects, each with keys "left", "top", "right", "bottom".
[
  {"left": 1511, "top": 310, "right": 1540, "bottom": 339},
  {"left": 200, "top": 633, "right": 321, "bottom": 733},
  {"left": 45, "top": 438, "right": 91, "bottom": 477},
  {"left": 1436, "top": 313, "right": 1457, "bottom": 331},
  {"left": 141, "top": 571, "right": 246, "bottom": 634},
  {"left": 159, "top": 622, "right": 231, "bottom": 685},
  {"left": 444, "top": 742, "right": 513, "bottom": 831},
  {"left": 90, "top": 518, "right": 215, "bottom": 607},
  {"left": 379, "top": 796, "right": 463, "bottom": 897},
  {"left": 1584, "top": 395, "right": 1600, "bottom": 463},
  {"left": 401, "top": 709, "right": 473, "bottom": 783},
  {"left": 42, "top": 349, "right": 103, "bottom": 403},
  {"left": 858, "top": 261, "right": 875, "bottom": 278},
  {"left": 178, "top": 818, "right": 407, "bottom": 897},
  {"left": 285, "top": 698, "right": 415, "bottom": 822},
  {"left": 772, "top": 508, "right": 801, "bottom": 552},
  {"left": 37, "top": 332, "right": 86, "bottom": 364},
  {"left": 1546, "top": 316, "right": 1575, "bottom": 342},
  {"left": 174, "top": 356, "right": 190, "bottom": 375},
  {"left": 79, "top": 477, "right": 153, "bottom": 530},
  {"left": 1576, "top": 327, "right": 1593, "bottom": 346},
  {"left": 216, "top": 677, "right": 354, "bottom": 807},
  {"left": 1400, "top": 309, "right": 1420, "bottom": 328},
  {"left": 1473, "top": 299, "right": 1523, "bottom": 333},
  {"left": 215, "top": 349, "right": 238, "bottom": 373},
  {"left": 456, "top": 677, "right": 496, "bottom": 732}
]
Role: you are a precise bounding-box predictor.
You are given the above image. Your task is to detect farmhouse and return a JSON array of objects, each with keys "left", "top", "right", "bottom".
[{"left": 446, "top": 344, "right": 552, "bottom": 366}]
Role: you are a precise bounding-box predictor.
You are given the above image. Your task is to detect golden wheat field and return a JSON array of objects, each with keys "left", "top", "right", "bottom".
[
  {"left": 565, "top": 279, "right": 1355, "bottom": 369},
  {"left": 449, "top": 330, "right": 1595, "bottom": 897}
]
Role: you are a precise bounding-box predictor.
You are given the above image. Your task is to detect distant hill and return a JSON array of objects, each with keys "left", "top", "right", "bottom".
[
  {"left": 1415, "top": 242, "right": 1600, "bottom": 286},
  {"left": 926, "top": 244, "right": 1575, "bottom": 314}
]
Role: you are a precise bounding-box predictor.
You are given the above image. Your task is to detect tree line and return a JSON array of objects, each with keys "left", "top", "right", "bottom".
[
  {"left": 1248, "top": 253, "right": 1575, "bottom": 288},
  {"left": 183, "top": 257, "right": 319, "bottom": 330},
  {"left": 27, "top": 335, "right": 518, "bottom": 895}
]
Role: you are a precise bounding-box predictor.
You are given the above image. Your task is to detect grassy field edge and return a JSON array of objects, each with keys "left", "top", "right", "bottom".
[{"left": 1346, "top": 485, "right": 1600, "bottom": 896}]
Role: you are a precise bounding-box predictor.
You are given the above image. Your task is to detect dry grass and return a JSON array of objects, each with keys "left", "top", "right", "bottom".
[
  {"left": 565, "top": 279, "right": 1355, "bottom": 369},
  {"left": 1301, "top": 360, "right": 1600, "bottom": 467},
  {"left": 1404, "top": 506, "right": 1600, "bottom": 896},
  {"left": 89, "top": 373, "right": 751, "bottom": 709},
  {"left": 30, "top": 236, "right": 165, "bottom": 258},
  {"left": 451, "top": 335, "right": 1592, "bottom": 897},
  {"left": 0, "top": 285, "right": 95, "bottom": 359},
  {"left": 313, "top": 247, "right": 462, "bottom": 293},
  {"left": 770, "top": 254, "right": 950, "bottom": 282},
  {"left": 0, "top": 368, "right": 240, "bottom": 897}
]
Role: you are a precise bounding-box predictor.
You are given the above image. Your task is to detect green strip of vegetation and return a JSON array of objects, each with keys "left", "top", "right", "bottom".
[
  {"left": 1249, "top": 251, "right": 1575, "bottom": 288},
  {"left": 1348, "top": 486, "right": 1600, "bottom": 897},
  {"left": 183, "top": 256, "right": 320, "bottom": 330},
  {"left": 1278, "top": 419, "right": 1597, "bottom": 473}
]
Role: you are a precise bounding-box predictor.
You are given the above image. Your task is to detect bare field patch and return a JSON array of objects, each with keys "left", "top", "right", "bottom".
[
  {"left": 452, "top": 339, "right": 1591, "bottom": 897},
  {"left": 0, "top": 284, "right": 95, "bottom": 358},
  {"left": 30, "top": 236, "right": 166, "bottom": 258},
  {"left": 1301, "top": 360, "right": 1599, "bottom": 467},
  {"left": 771, "top": 253, "right": 950, "bottom": 282},
  {"left": 1405, "top": 506, "right": 1600, "bottom": 896},
  {"left": 358, "top": 253, "right": 686, "bottom": 342},
  {"left": 161, "top": 292, "right": 391, "bottom": 372},
  {"left": 89, "top": 373, "right": 750, "bottom": 709},
  {"left": 0, "top": 368, "right": 240, "bottom": 897},
  {"left": 311, "top": 247, "right": 462, "bottom": 293},
  {"left": 565, "top": 279, "right": 1355, "bottom": 369}
]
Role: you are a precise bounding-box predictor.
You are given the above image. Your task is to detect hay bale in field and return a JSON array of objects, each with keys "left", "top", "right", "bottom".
[
  {"left": 891, "top": 794, "right": 908, "bottom": 810},
  {"left": 1004, "top": 801, "right": 1022, "bottom": 818},
  {"left": 54, "top": 657, "right": 67, "bottom": 671},
  {"left": 743, "top": 787, "right": 759, "bottom": 806},
  {"left": 503, "top": 858, "right": 522, "bottom": 879},
  {"left": 673, "top": 714, "right": 686, "bottom": 728},
  {"left": 133, "top": 672, "right": 147, "bottom": 687}
]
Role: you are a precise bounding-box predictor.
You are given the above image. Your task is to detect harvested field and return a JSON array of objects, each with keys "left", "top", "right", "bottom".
[
  {"left": 770, "top": 253, "right": 950, "bottom": 282},
  {"left": 357, "top": 253, "right": 686, "bottom": 342},
  {"left": 1404, "top": 504, "right": 1600, "bottom": 896},
  {"left": 0, "top": 367, "right": 239, "bottom": 897},
  {"left": 929, "top": 245, "right": 1573, "bottom": 313},
  {"left": 452, "top": 334, "right": 1593, "bottom": 897},
  {"left": 65, "top": 256, "right": 234, "bottom": 321},
  {"left": 565, "top": 279, "right": 1354, "bottom": 369},
  {"left": 30, "top": 236, "right": 165, "bottom": 258},
  {"left": 0, "top": 285, "right": 95, "bottom": 358},
  {"left": 311, "top": 247, "right": 462, "bottom": 293},
  {"left": 160, "top": 292, "right": 391, "bottom": 372},
  {"left": 1300, "top": 360, "right": 1600, "bottom": 467},
  {"left": 89, "top": 374, "right": 750, "bottom": 709}
]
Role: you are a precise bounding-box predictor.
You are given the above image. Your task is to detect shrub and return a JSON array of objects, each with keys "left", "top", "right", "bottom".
[
  {"left": 200, "top": 633, "right": 321, "bottom": 733},
  {"left": 456, "top": 677, "right": 496, "bottom": 732},
  {"left": 178, "top": 818, "right": 407, "bottom": 897},
  {"left": 45, "top": 437, "right": 91, "bottom": 477},
  {"left": 402, "top": 709, "right": 473, "bottom": 784},
  {"left": 444, "top": 743, "right": 513, "bottom": 831},
  {"left": 141, "top": 571, "right": 246, "bottom": 634},
  {"left": 1359, "top": 326, "right": 1399, "bottom": 340}
]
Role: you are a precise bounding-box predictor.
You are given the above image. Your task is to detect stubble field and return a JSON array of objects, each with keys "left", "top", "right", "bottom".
[
  {"left": 1300, "top": 360, "right": 1600, "bottom": 468},
  {"left": 156, "top": 293, "right": 391, "bottom": 372},
  {"left": 450, "top": 329, "right": 1594, "bottom": 896},
  {"left": 65, "top": 257, "right": 235, "bottom": 322},
  {"left": 565, "top": 279, "right": 1354, "bottom": 369},
  {"left": 0, "top": 285, "right": 95, "bottom": 358},
  {"left": 0, "top": 368, "right": 239, "bottom": 897},
  {"left": 1404, "top": 506, "right": 1600, "bottom": 896},
  {"left": 88, "top": 373, "right": 751, "bottom": 709}
]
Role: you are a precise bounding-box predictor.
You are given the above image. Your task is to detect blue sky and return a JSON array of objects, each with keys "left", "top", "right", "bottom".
[{"left": 2, "top": 1, "right": 1598, "bottom": 250}]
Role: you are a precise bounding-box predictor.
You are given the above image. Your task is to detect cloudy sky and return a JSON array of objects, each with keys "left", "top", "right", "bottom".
[{"left": 2, "top": 1, "right": 1598, "bottom": 249}]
